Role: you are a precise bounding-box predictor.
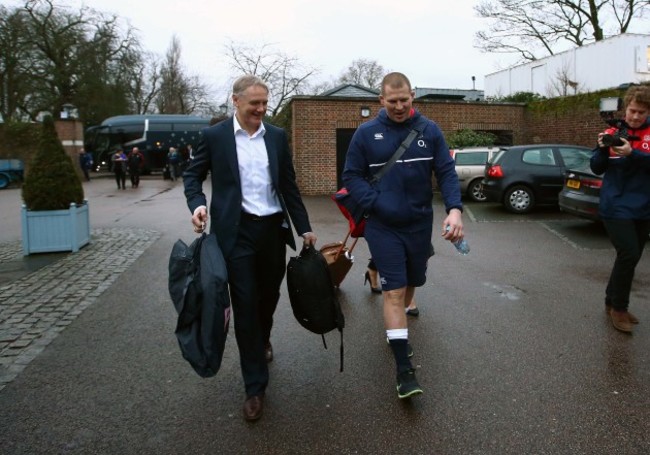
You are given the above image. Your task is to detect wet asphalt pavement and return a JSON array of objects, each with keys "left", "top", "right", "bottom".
[{"left": 0, "top": 175, "right": 649, "bottom": 454}]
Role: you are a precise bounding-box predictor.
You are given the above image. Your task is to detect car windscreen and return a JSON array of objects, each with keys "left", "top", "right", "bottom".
[
  {"left": 558, "top": 147, "right": 593, "bottom": 169},
  {"left": 489, "top": 149, "right": 507, "bottom": 164}
]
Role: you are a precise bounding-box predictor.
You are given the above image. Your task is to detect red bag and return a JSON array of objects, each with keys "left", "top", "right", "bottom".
[
  {"left": 332, "top": 119, "right": 426, "bottom": 238},
  {"left": 331, "top": 188, "right": 367, "bottom": 238}
]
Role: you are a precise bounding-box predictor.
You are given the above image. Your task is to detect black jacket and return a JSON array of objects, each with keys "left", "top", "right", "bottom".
[
  {"left": 183, "top": 117, "right": 312, "bottom": 257},
  {"left": 168, "top": 233, "right": 230, "bottom": 377}
]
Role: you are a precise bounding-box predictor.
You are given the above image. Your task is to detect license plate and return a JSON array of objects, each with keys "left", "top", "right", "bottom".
[{"left": 566, "top": 179, "right": 580, "bottom": 189}]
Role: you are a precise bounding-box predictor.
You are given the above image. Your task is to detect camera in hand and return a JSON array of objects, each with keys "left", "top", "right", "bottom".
[
  {"left": 599, "top": 97, "right": 640, "bottom": 147},
  {"left": 601, "top": 129, "right": 640, "bottom": 147}
]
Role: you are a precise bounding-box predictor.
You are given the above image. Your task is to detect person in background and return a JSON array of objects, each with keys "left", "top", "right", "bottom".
[
  {"left": 591, "top": 84, "right": 650, "bottom": 333},
  {"left": 364, "top": 258, "right": 382, "bottom": 293},
  {"left": 183, "top": 75, "right": 317, "bottom": 422},
  {"left": 111, "top": 149, "right": 127, "bottom": 190},
  {"left": 365, "top": 258, "right": 419, "bottom": 316},
  {"left": 343, "top": 72, "right": 463, "bottom": 399},
  {"left": 78, "top": 148, "right": 93, "bottom": 182},
  {"left": 127, "top": 147, "right": 144, "bottom": 188},
  {"left": 167, "top": 147, "right": 181, "bottom": 181}
]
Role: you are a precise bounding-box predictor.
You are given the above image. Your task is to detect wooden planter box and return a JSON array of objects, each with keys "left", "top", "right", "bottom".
[{"left": 21, "top": 201, "right": 90, "bottom": 255}]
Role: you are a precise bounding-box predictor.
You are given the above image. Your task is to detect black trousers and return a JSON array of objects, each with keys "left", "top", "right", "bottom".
[
  {"left": 130, "top": 169, "right": 140, "bottom": 187},
  {"left": 226, "top": 213, "right": 286, "bottom": 397},
  {"left": 114, "top": 170, "right": 125, "bottom": 189},
  {"left": 602, "top": 219, "right": 650, "bottom": 310}
]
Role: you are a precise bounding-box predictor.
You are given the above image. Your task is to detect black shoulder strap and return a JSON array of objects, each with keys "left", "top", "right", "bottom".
[{"left": 369, "top": 117, "right": 428, "bottom": 184}]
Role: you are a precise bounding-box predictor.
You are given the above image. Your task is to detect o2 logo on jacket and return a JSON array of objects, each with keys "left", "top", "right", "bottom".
[{"left": 417, "top": 139, "right": 427, "bottom": 148}]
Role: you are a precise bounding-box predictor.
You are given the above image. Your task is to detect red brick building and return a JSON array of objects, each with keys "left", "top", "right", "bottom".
[{"left": 289, "top": 87, "right": 606, "bottom": 195}]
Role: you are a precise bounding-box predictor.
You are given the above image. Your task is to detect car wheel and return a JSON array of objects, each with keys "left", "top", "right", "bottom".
[
  {"left": 467, "top": 179, "right": 487, "bottom": 202},
  {"left": 504, "top": 185, "right": 535, "bottom": 214},
  {"left": 0, "top": 173, "right": 9, "bottom": 189}
]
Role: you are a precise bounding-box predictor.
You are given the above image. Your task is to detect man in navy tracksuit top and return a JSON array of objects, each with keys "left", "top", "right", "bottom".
[
  {"left": 591, "top": 84, "right": 650, "bottom": 334},
  {"left": 342, "top": 72, "right": 464, "bottom": 398}
]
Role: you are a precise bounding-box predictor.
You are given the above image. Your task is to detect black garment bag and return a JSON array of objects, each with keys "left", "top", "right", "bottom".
[{"left": 168, "top": 233, "right": 230, "bottom": 378}]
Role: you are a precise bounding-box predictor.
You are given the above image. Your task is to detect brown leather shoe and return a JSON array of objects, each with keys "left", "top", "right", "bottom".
[
  {"left": 610, "top": 310, "right": 634, "bottom": 333},
  {"left": 606, "top": 305, "right": 639, "bottom": 324},
  {"left": 265, "top": 342, "right": 273, "bottom": 363},
  {"left": 243, "top": 395, "right": 264, "bottom": 421}
]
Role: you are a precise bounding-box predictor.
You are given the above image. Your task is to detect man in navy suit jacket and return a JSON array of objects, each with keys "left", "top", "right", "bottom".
[{"left": 183, "top": 75, "right": 317, "bottom": 421}]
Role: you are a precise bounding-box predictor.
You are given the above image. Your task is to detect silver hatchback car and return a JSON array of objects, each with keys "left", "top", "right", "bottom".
[{"left": 450, "top": 146, "right": 499, "bottom": 202}]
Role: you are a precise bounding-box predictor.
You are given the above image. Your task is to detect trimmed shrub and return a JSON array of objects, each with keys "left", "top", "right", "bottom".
[
  {"left": 446, "top": 128, "right": 497, "bottom": 149},
  {"left": 22, "top": 116, "right": 84, "bottom": 211}
]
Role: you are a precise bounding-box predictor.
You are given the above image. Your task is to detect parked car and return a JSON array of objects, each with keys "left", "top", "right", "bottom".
[
  {"left": 558, "top": 165, "right": 602, "bottom": 221},
  {"left": 481, "top": 144, "right": 593, "bottom": 213},
  {"left": 450, "top": 146, "right": 498, "bottom": 202}
]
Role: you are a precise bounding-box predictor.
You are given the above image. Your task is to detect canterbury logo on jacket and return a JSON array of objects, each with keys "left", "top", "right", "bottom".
[{"left": 342, "top": 109, "right": 462, "bottom": 229}]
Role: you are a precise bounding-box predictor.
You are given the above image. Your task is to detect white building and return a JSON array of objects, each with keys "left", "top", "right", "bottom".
[{"left": 485, "top": 33, "right": 650, "bottom": 98}]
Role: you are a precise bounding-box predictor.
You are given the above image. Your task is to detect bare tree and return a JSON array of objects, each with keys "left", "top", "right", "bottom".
[
  {"left": 125, "top": 50, "right": 161, "bottom": 115},
  {"left": 0, "top": 0, "right": 141, "bottom": 124},
  {"left": 0, "top": 5, "right": 30, "bottom": 122},
  {"left": 182, "top": 73, "right": 215, "bottom": 116},
  {"left": 304, "top": 59, "right": 388, "bottom": 95},
  {"left": 308, "top": 78, "right": 339, "bottom": 95},
  {"left": 1, "top": 1, "right": 217, "bottom": 124},
  {"left": 337, "top": 59, "right": 386, "bottom": 89},
  {"left": 223, "top": 41, "right": 317, "bottom": 117},
  {"left": 475, "top": 0, "right": 650, "bottom": 62},
  {"left": 156, "top": 36, "right": 186, "bottom": 114},
  {"left": 547, "top": 62, "right": 581, "bottom": 96},
  {"left": 157, "top": 35, "right": 213, "bottom": 115}
]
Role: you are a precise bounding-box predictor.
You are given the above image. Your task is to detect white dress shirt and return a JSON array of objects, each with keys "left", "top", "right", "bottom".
[{"left": 233, "top": 116, "right": 282, "bottom": 216}]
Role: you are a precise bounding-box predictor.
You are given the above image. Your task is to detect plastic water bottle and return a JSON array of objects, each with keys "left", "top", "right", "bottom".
[{"left": 446, "top": 225, "right": 470, "bottom": 255}]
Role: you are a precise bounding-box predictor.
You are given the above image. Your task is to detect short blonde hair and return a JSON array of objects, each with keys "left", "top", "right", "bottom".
[{"left": 380, "top": 72, "right": 412, "bottom": 96}]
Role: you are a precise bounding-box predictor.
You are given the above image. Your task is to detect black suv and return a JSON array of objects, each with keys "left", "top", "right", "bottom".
[{"left": 481, "top": 144, "right": 593, "bottom": 214}]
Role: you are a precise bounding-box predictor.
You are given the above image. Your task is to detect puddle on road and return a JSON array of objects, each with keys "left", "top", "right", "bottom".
[{"left": 483, "top": 282, "right": 525, "bottom": 301}]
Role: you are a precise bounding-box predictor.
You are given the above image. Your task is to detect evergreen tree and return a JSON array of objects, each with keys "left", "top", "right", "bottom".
[{"left": 22, "top": 116, "right": 84, "bottom": 211}]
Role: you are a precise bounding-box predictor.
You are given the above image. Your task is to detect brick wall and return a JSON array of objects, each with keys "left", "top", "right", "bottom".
[
  {"left": 0, "top": 119, "right": 85, "bottom": 179},
  {"left": 53, "top": 119, "right": 86, "bottom": 180},
  {"left": 524, "top": 107, "right": 603, "bottom": 147},
  {"left": 0, "top": 124, "right": 39, "bottom": 161},
  {"left": 290, "top": 97, "right": 612, "bottom": 195},
  {"left": 291, "top": 99, "right": 373, "bottom": 195},
  {"left": 0, "top": 100, "right": 610, "bottom": 194},
  {"left": 291, "top": 97, "right": 528, "bottom": 195}
]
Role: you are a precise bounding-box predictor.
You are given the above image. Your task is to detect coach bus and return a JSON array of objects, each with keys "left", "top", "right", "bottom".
[{"left": 84, "top": 114, "right": 211, "bottom": 173}]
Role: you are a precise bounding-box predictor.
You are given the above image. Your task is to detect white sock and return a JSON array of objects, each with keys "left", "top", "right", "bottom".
[{"left": 386, "top": 328, "right": 408, "bottom": 340}]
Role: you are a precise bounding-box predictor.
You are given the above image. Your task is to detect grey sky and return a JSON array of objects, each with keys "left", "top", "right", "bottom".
[{"left": 11, "top": 0, "right": 524, "bottom": 95}]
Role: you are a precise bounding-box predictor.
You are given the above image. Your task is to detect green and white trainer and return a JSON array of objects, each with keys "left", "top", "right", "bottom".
[{"left": 396, "top": 368, "right": 423, "bottom": 399}]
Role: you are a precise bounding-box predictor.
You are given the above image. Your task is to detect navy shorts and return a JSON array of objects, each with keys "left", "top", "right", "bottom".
[{"left": 364, "top": 220, "right": 432, "bottom": 291}]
